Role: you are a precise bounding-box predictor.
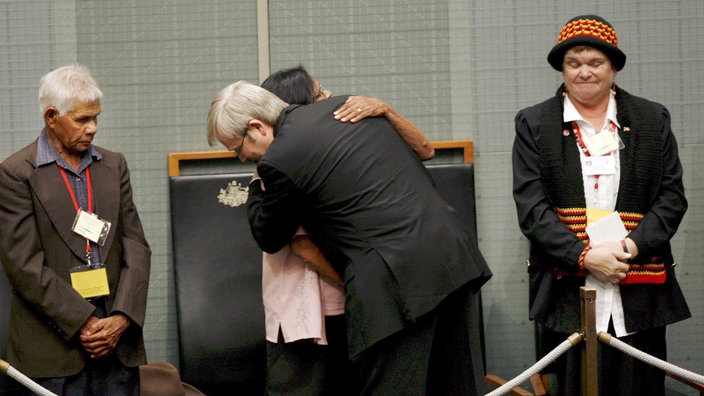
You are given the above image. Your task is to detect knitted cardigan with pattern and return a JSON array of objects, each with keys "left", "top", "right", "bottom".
[
  {"left": 514, "top": 84, "right": 690, "bottom": 333},
  {"left": 539, "top": 86, "right": 666, "bottom": 283}
]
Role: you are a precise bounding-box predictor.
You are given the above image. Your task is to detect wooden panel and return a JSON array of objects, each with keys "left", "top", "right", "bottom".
[{"left": 167, "top": 140, "right": 474, "bottom": 176}]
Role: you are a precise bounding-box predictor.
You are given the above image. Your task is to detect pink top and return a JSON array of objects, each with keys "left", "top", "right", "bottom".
[{"left": 262, "top": 227, "right": 345, "bottom": 345}]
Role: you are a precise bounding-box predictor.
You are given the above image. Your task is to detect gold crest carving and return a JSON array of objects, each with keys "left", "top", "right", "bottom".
[{"left": 217, "top": 180, "right": 249, "bottom": 207}]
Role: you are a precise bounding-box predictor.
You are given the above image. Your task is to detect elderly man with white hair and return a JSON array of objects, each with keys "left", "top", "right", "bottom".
[{"left": 0, "top": 64, "right": 151, "bottom": 395}]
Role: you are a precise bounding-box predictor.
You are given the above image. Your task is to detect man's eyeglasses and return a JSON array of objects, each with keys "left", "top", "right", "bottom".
[{"left": 233, "top": 132, "right": 247, "bottom": 158}]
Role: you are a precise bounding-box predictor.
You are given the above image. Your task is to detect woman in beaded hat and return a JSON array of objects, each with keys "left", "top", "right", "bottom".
[{"left": 512, "top": 15, "right": 690, "bottom": 395}]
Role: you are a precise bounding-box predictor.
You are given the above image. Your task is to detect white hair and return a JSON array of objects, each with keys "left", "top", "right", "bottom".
[
  {"left": 38, "top": 64, "right": 103, "bottom": 115},
  {"left": 206, "top": 80, "right": 288, "bottom": 146}
]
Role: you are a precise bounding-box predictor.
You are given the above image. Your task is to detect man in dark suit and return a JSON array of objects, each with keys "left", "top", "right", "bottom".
[
  {"left": 0, "top": 65, "right": 151, "bottom": 395},
  {"left": 207, "top": 80, "right": 491, "bottom": 394}
]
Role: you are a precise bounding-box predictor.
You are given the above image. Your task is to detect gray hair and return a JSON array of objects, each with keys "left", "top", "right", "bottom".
[
  {"left": 207, "top": 80, "right": 288, "bottom": 146},
  {"left": 38, "top": 64, "right": 103, "bottom": 115}
]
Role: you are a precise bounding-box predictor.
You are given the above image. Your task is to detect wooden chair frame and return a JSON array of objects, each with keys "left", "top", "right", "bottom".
[{"left": 167, "top": 140, "right": 473, "bottom": 177}]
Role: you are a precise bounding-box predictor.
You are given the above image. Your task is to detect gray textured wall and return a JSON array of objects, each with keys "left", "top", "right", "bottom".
[{"left": 1, "top": 0, "right": 702, "bottom": 393}]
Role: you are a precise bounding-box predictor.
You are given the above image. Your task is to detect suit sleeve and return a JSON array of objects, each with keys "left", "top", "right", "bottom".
[
  {"left": 110, "top": 154, "right": 151, "bottom": 327},
  {"left": 625, "top": 107, "right": 687, "bottom": 257},
  {"left": 512, "top": 111, "right": 584, "bottom": 271},
  {"left": 247, "top": 162, "right": 304, "bottom": 254},
  {"left": 0, "top": 161, "right": 95, "bottom": 340}
]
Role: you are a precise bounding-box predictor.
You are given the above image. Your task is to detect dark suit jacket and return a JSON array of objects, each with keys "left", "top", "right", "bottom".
[
  {"left": 247, "top": 96, "right": 491, "bottom": 357},
  {"left": 0, "top": 139, "right": 150, "bottom": 378}
]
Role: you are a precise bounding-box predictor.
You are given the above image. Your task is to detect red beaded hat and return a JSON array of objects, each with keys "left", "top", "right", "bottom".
[{"left": 548, "top": 15, "right": 626, "bottom": 71}]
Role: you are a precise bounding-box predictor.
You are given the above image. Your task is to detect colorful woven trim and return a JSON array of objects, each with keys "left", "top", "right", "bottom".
[
  {"left": 556, "top": 207, "right": 587, "bottom": 241},
  {"left": 552, "top": 207, "right": 666, "bottom": 284},
  {"left": 620, "top": 260, "right": 667, "bottom": 284},
  {"left": 558, "top": 17, "right": 619, "bottom": 47},
  {"left": 619, "top": 210, "right": 644, "bottom": 232}
]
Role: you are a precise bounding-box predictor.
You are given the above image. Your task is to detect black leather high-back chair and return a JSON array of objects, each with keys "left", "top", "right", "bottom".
[{"left": 170, "top": 172, "right": 265, "bottom": 395}]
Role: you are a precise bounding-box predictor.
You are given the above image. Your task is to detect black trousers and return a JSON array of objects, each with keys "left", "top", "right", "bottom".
[
  {"left": 351, "top": 285, "right": 484, "bottom": 396},
  {"left": 16, "top": 355, "right": 140, "bottom": 396},
  {"left": 265, "top": 314, "right": 349, "bottom": 396}
]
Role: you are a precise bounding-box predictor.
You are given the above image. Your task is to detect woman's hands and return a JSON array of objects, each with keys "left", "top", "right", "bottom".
[
  {"left": 333, "top": 95, "right": 435, "bottom": 160},
  {"left": 583, "top": 238, "right": 637, "bottom": 284},
  {"left": 334, "top": 95, "right": 389, "bottom": 123}
]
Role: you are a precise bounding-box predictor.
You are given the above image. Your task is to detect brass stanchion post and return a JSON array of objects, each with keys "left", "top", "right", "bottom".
[{"left": 580, "top": 286, "right": 598, "bottom": 396}]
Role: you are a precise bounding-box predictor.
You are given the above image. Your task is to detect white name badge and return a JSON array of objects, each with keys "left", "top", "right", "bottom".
[
  {"left": 581, "top": 155, "right": 616, "bottom": 176},
  {"left": 72, "top": 209, "right": 111, "bottom": 246},
  {"left": 583, "top": 131, "right": 620, "bottom": 157}
]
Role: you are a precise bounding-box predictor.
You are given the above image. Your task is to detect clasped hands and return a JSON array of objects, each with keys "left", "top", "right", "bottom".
[
  {"left": 79, "top": 313, "right": 130, "bottom": 359},
  {"left": 583, "top": 239, "right": 637, "bottom": 284}
]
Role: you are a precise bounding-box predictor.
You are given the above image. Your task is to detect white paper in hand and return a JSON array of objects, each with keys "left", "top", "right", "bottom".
[{"left": 585, "top": 211, "right": 627, "bottom": 246}]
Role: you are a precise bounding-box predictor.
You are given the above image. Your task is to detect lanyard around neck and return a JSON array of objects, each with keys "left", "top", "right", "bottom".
[
  {"left": 58, "top": 165, "right": 93, "bottom": 213},
  {"left": 58, "top": 165, "right": 95, "bottom": 263},
  {"left": 572, "top": 121, "right": 617, "bottom": 192},
  {"left": 571, "top": 120, "right": 617, "bottom": 157}
]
